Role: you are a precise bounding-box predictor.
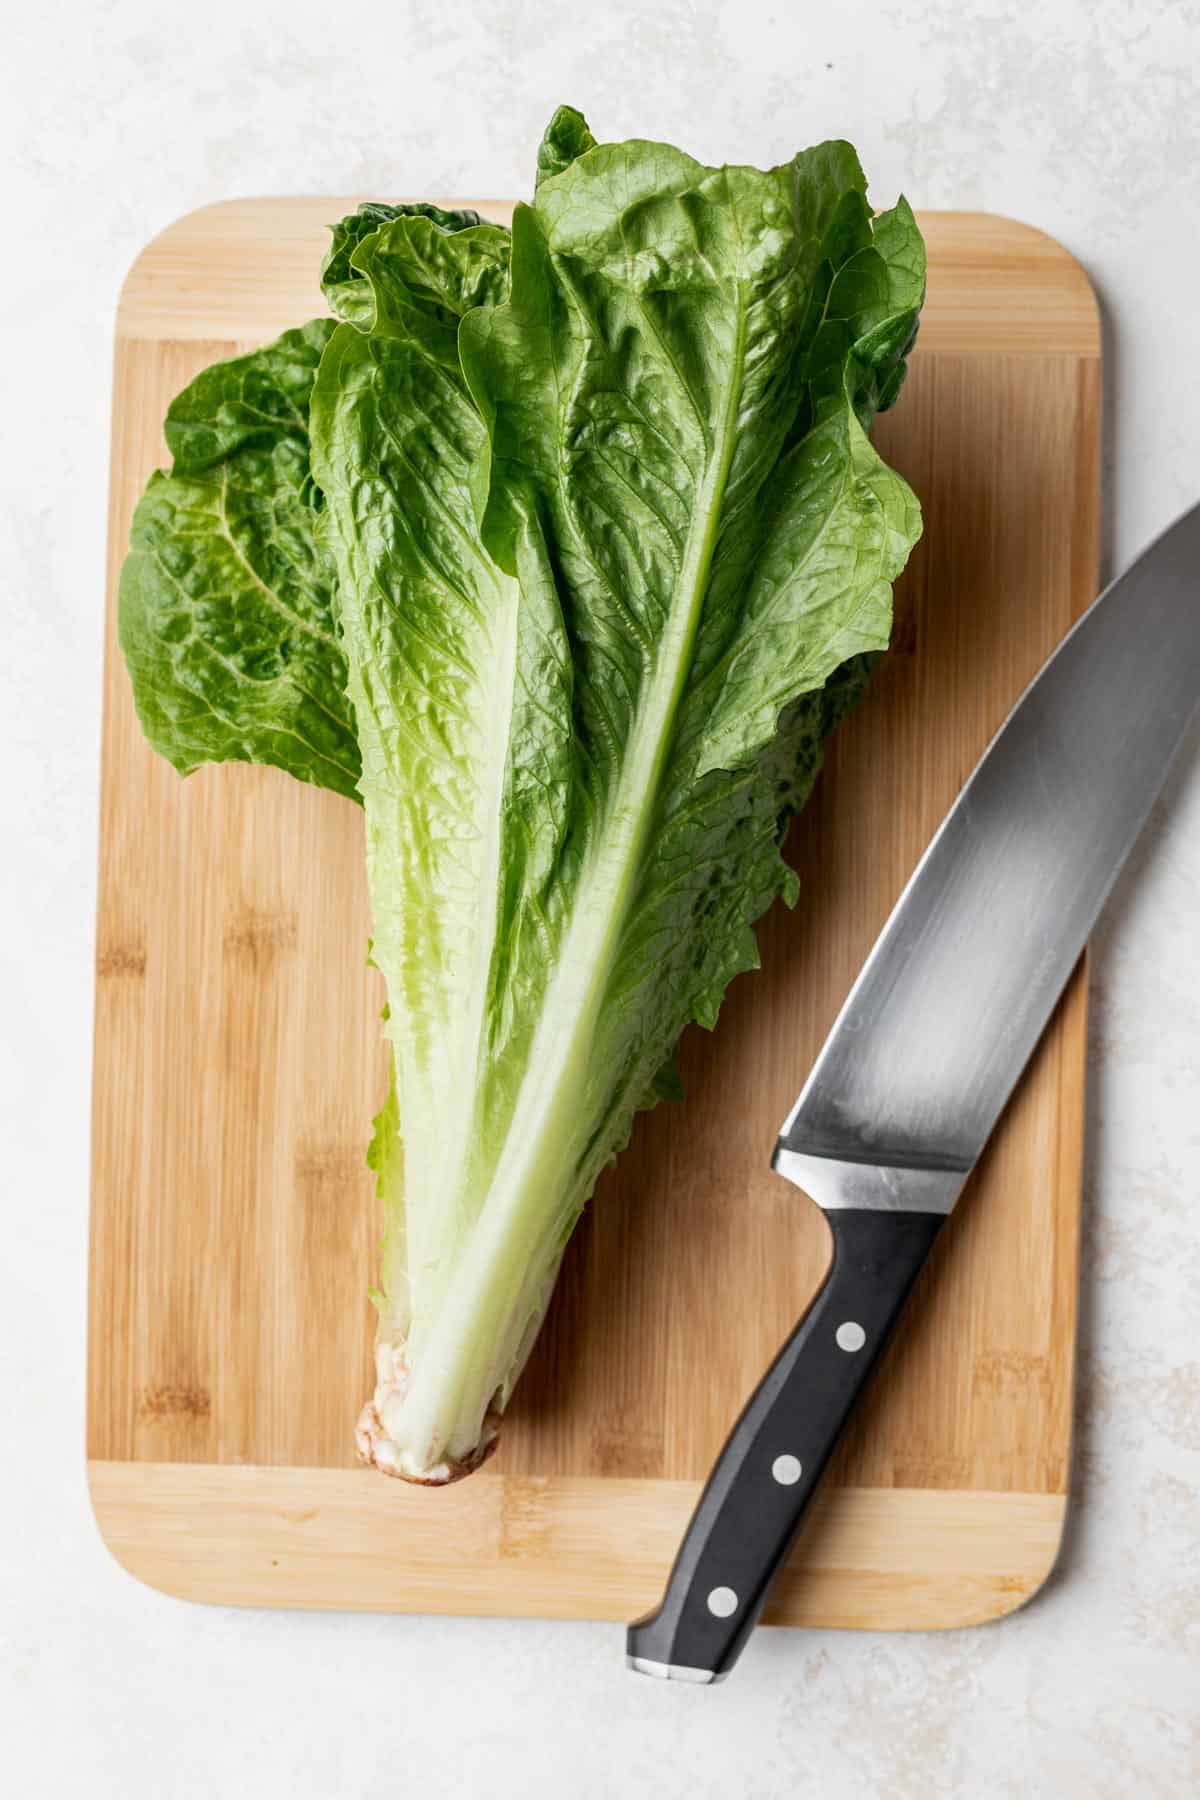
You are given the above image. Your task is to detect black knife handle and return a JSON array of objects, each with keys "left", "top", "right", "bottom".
[{"left": 627, "top": 1206, "right": 945, "bottom": 1681}]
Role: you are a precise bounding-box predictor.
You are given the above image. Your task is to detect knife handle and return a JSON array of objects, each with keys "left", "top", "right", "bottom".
[{"left": 627, "top": 1205, "right": 945, "bottom": 1682}]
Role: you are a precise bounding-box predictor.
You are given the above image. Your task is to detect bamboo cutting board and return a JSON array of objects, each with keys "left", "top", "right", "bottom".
[{"left": 89, "top": 202, "right": 1100, "bottom": 1631}]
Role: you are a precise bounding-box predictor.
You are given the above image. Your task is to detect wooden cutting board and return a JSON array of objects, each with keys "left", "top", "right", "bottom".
[{"left": 89, "top": 201, "right": 1100, "bottom": 1631}]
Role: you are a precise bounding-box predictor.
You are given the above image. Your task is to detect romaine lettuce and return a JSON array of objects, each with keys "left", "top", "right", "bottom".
[{"left": 119, "top": 109, "right": 924, "bottom": 1483}]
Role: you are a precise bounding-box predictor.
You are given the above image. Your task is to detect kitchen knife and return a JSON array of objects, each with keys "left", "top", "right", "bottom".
[{"left": 627, "top": 501, "right": 1200, "bottom": 1683}]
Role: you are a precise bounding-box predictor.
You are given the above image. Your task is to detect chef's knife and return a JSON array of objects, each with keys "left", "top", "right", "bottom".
[{"left": 627, "top": 502, "right": 1200, "bottom": 1683}]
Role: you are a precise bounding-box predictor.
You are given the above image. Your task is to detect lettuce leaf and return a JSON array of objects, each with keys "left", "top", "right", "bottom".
[
  {"left": 118, "top": 319, "right": 360, "bottom": 800},
  {"left": 321, "top": 201, "right": 488, "bottom": 326}
]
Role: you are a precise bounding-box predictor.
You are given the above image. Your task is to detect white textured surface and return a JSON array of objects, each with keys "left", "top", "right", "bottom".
[{"left": 2, "top": 2, "right": 1198, "bottom": 1793}]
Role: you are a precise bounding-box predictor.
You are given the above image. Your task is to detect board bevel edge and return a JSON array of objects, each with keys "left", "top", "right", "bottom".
[{"left": 86, "top": 1462, "right": 1072, "bottom": 1630}]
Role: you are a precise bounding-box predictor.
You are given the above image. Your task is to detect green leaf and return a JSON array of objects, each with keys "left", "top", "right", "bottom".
[
  {"left": 348, "top": 214, "right": 510, "bottom": 362},
  {"left": 535, "top": 103, "right": 597, "bottom": 186},
  {"left": 119, "top": 320, "right": 361, "bottom": 801},
  {"left": 310, "top": 205, "right": 527, "bottom": 1363},
  {"left": 321, "top": 201, "right": 486, "bottom": 325}
]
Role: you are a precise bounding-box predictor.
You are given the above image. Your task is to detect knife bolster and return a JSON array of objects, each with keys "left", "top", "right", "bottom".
[{"left": 771, "top": 1149, "right": 966, "bottom": 1215}]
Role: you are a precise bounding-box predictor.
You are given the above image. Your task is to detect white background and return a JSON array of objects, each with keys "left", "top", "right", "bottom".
[{"left": 3, "top": 3, "right": 1198, "bottom": 1794}]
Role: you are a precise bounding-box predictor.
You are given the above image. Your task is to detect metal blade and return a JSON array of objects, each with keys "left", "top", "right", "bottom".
[{"left": 775, "top": 502, "right": 1200, "bottom": 1189}]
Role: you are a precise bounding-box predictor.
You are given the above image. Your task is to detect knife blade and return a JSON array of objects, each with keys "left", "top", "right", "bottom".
[{"left": 627, "top": 501, "right": 1200, "bottom": 1683}]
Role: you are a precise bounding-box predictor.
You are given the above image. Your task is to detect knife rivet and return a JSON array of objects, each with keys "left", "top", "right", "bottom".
[
  {"left": 836, "top": 1321, "right": 866, "bottom": 1352},
  {"left": 706, "top": 1587, "right": 738, "bottom": 1618},
  {"left": 771, "top": 1454, "right": 802, "bottom": 1485}
]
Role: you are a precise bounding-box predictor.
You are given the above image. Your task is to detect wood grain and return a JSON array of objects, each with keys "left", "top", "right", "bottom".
[{"left": 89, "top": 202, "right": 1100, "bottom": 1627}]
